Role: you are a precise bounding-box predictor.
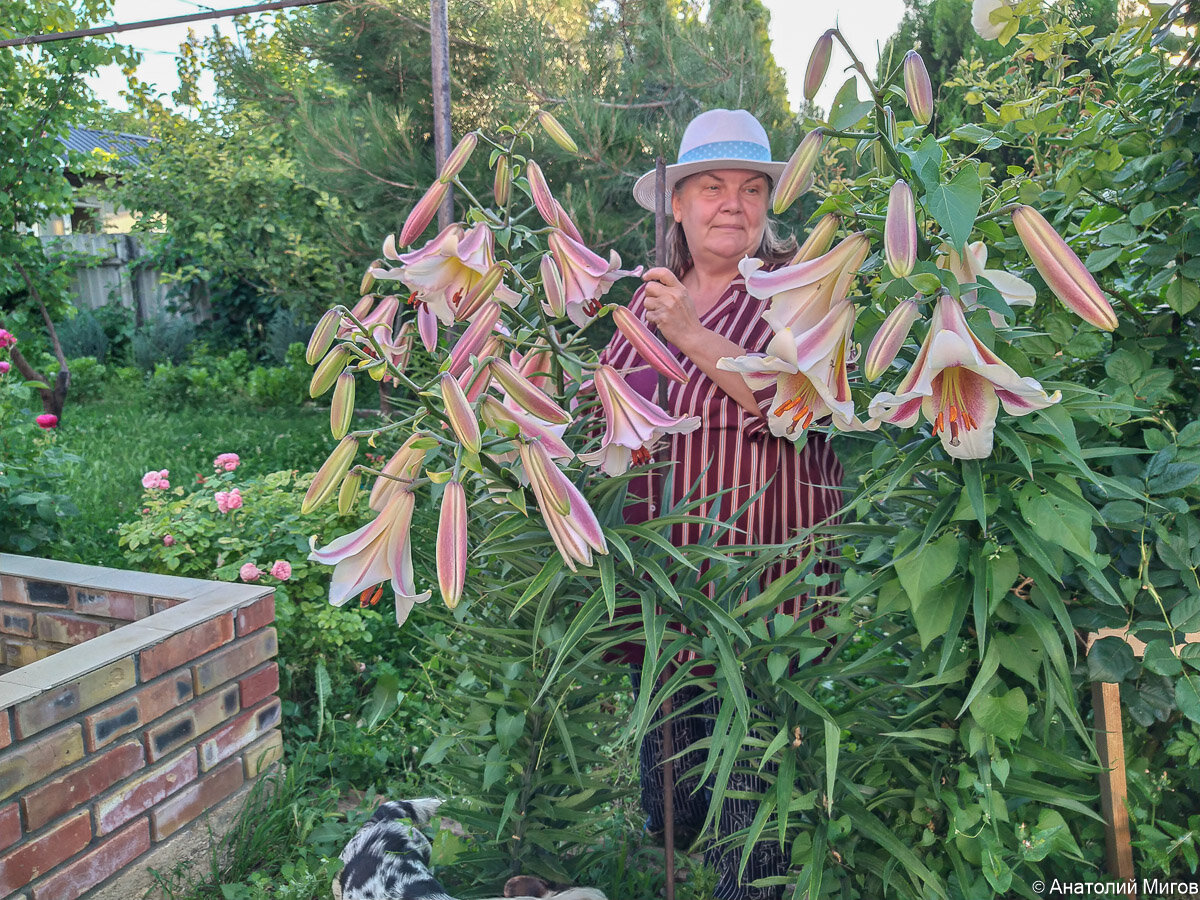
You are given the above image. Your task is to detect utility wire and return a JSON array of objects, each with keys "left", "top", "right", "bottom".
[{"left": 0, "top": 0, "right": 339, "bottom": 48}]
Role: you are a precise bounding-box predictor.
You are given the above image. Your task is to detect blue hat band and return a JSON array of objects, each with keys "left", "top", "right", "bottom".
[{"left": 678, "top": 140, "right": 771, "bottom": 165}]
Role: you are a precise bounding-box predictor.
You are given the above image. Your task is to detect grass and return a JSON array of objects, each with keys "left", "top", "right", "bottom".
[{"left": 47, "top": 395, "right": 334, "bottom": 566}]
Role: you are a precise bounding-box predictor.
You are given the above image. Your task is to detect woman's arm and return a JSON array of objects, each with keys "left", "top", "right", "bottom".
[{"left": 639, "top": 267, "right": 768, "bottom": 421}]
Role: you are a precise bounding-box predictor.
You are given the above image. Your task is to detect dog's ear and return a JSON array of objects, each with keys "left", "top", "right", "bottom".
[
  {"left": 504, "top": 874, "right": 550, "bottom": 897},
  {"left": 401, "top": 797, "right": 443, "bottom": 826}
]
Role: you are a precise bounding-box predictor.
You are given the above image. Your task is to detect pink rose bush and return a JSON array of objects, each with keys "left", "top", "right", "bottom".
[
  {"left": 0, "top": 361, "right": 10, "bottom": 375},
  {"left": 270, "top": 560, "right": 292, "bottom": 580},
  {"left": 35, "top": 414, "right": 59, "bottom": 429},
  {"left": 213, "top": 453, "right": 240, "bottom": 472},
  {"left": 0, "top": 329, "right": 16, "bottom": 349},
  {"left": 142, "top": 469, "right": 170, "bottom": 490},
  {"left": 239, "top": 562, "right": 262, "bottom": 582},
  {"left": 215, "top": 488, "right": 243, "bottom": 513}
]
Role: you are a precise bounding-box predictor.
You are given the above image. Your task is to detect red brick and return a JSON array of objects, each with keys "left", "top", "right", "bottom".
[
  {"left": 14, "top": 657, "right": 136, "bottom": 739},
  {"left": 0, "top": 802, "right": 20, "bottom": 851},
  {"left": 20, "top": 741, "right": 144, "bottom": 832},
  {"left": 94, "top": 750, "right": 197, "bottom": 836},
  {"left": 0, "top": 725, "right": 85, "bottom": 802},
  {"left": 84, "top": 672, "right": 194, "bottom": 752},
  {"left": 30, "top": 818, "right": 150, "bottom": 900},
  {"left": 239, "top": 662, "right": 279, "bottom": 709},
  {"left": 0, "top": 575, "right": 28, "bottom": 605},
  {"left": 150, "top": 758, "right": 243, "bottom": 841},
  {"left": 0, "top": 710, "right": 11, "bottom": 750},
  {"left": 242, "top": 729, "right": 283, "bottom": 779},
  {"left": 138, "top": 615, "right": 234, "bottom": 681},
  {"left": 70, "top": 589, "right": 149, "bottom": 622},
  {"left": 0, "top": 809, "right": 90, "bottom": 896},
  {"left": 34, "top": 611, "right": 112, "bottom": 646},
  {"left": 199, "top": 698, "right": 281, "bottom": 772},
  {"left": 1, "top": 605, "right": 34, "bottom": 637},
  {"left": 144, "top": 685, "right": 239, "bottom": 762},
  {"left": 234, "top": 594, "right": 275, "bottom": 636},
  {"left": 193, "top": 629, "right": 277, "bottom": 694},
  {"left": 150, "top": 598, "right": 179, "bottom": 614}
]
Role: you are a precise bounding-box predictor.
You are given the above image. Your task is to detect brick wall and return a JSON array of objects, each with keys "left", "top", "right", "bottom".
[{"left": 0, "top": 557, "right": 282, "bottom": 900}]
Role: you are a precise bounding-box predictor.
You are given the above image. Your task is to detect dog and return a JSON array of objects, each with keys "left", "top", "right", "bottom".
[{"left": 333, "top": 798, "right": 606, "bottom": 900}]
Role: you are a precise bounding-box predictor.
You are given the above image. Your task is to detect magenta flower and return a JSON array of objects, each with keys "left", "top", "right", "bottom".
[
  {"left": 36, "top": 413, "right": 59, "bottom": 430},
  {"left": 579, "top": 365, "right": 700, "bottom": 475},
  {"left": 215, "top": 488, "right": 243, "bottom": 513},
  {"left": 270, "top": 560, "right": 292, "bottom": 580},
  {"left": 142, "top": 469, "right": 170, "bottom": 490},
  {"left": 309, "top": 488, "right": 432, "bottom": 623},
  {"left": 0, "top": 329, "right": 16, "bottom": 349},
  {"left": 213, "top": 452, "right": 240, "bottom": 472},
  {"left": 163, "top": 534, "right": 175, "bottom": 547},
  {"left": 240, "top": 563, "right": 262, "bottom": 583},
  {"left": 0, "top": 361, "right": 10, "bottom": 375}
]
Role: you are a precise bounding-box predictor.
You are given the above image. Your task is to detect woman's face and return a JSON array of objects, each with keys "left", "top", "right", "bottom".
[{"left": 671, "top": 168, "right": 769, "bottom": 270}]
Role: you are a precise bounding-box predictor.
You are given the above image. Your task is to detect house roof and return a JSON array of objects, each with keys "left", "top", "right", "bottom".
[{"left": 61, "top": 126, "right": 154, "bottom": 168}]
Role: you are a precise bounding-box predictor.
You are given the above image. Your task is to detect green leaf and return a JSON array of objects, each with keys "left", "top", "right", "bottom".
[
  {"left": 828, "top": 77, "right": 873, "bottom": 130},
  {"left": 1088, "top": 636, "right": 1136, "bottom": 683},
  {"left": 970, "top": 687, "right": 1029, "bottom": 741},
  {"left": 1085, "top": 246, "right": 1123, "bottom": 272},
  {"left": 894, "top": 534, "right": 959, "bottom": 649},
  {"left": 495, "top": 708, "right": 526, "bottom": 751},
  {"left": 1144, "top": 639, "right": 1183, "bottom": 677},
  {"left": 962, "top": 459, "right": 986, "bottom": 529},
  {"left": 903, "top": 135, "right": 943, "bottom": 189},
  {"left": 823, "top": 719, "right": 839, "bottom": 816},
  {"left": 1176, "top": 677, "right": 1200, "bottom": 726},
  {"left": 1097, "top": 222, "right": 1138, "bottom": 246},
  {"left": 925, "top": 164, "right": 982, "bottom": 252},
  {"left": 1166, "top": 278, "right": 1200, "bottom": 315}
]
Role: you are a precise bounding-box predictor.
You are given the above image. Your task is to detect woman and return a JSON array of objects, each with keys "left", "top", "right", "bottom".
[{"left": 599, "top": 109, "right": 844, "bottom": 900}]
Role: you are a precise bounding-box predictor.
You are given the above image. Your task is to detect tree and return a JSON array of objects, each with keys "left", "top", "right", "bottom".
[{"left": 0, "top": 0, "right": 137, "bottom": 418}]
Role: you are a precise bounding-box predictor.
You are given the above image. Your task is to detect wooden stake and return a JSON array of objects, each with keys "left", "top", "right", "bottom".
[{"left": 429, "top": 0, "right": 454, "bottom": 229}]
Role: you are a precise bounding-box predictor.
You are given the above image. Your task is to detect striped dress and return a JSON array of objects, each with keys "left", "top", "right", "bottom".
[{"left": 598, "top": 273, "right": 844, "bottom": 664}]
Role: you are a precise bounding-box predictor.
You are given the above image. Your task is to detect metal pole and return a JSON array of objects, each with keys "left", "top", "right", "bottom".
[
  {"left": 429, "top": 0, "right": 454, "bottom": 229},
  {"left": 653, "top": 155, "right": 676, "bottom": 900}
]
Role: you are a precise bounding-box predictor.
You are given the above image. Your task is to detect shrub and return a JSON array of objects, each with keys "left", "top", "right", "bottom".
[
  {"left": 55, "top": 308, "right": 110, "bottom": 362},
  {"left": 131, "top": 315, "right": 195, "bottom": 370}
]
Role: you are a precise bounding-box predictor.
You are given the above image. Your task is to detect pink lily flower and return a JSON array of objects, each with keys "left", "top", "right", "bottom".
[
  {"left": 937, "top": 241, "right": 1035, "bottom": 326},
  {"left": 718, "top": 300, "right": 875, "bottom": 438},
  {"left": 372, "top": 224, "right": 520, "bottom": 326},
  {"left": 868, "top": 293, "right": 1061, "bottom": 460},
  {"left": 547, "top": 230, "right": 643, "bottom": 327},
  {"left": 578, "top": 365, "right": 700, "bottom": 475},
  {"left": 741, "top": 232, "right": 870, "bottom": 337},
  {"left": 517, "top": 440, "right": 608, "bottom": 572},
  {"left": 309, "top": 488, "right": 431, "bottom": 623}
]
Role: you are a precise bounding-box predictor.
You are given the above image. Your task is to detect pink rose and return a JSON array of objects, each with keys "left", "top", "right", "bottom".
[
  {"left": 36, "top": 413, "right": 58, "bottom": 429},
  {"left": 239, "top": 563, "right": 262, "bottom": 582},
  {"left": 0, "top": 329, "right": 16, "bottom": 349},
  {"left": 163, "top": 534, "right": 175, "bottom": 547},
  {"left": 0, "top": 361, "right": 10, "bottom": 374},
  {"left": 215, "top": 488, "right": 243, "bottom": 513},
  {"left": 141, "top": 469, "right": 170, "bottom": 490},
  {"left": 269, "top": 560, "right": 292, "bottom": 580},
  {"left": 213, "top": 452, "right": 240, "bottom": 472}
]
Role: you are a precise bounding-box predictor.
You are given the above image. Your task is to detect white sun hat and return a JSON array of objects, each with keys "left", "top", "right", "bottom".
[{"left": 632, "top": 108, "right": 787, "bottom": 212}]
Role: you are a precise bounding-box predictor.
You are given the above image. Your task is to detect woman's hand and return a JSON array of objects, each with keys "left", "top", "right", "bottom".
[{"left": 641, "top": 267, "right": 703, "bottom": 349}]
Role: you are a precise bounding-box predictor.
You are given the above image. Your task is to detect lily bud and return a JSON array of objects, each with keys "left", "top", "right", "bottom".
[
  {"left": 493, "top": 155, "right": 511, "bottom": 207},
  {"left": 804, "top": 29, "right": 835, "bottom": 101},
  {"left": 863, "top": 299, "right": 921, "bottom": 381},
  {"left": 331, "top": 371, "right": 356, "bottom": 440},
  {"left": 526, "top": 160, "right": 558, "bottom": 227},
  {"left": 610, "top": 305, "right": 688, "bottom": 384},
  {"left": 904, "top": 51, "right": 934, "bottom": 125},
  {"left": 439, "top": 132, "right": 478, "bottom": 183},
  {"left": 417, "top": 304, "right": 438, "bottom": 353},
  {"left": 360, "top": 268, "right": 376, "bottom": 294},
  {"left": 398, "top": 180, "right": 449, "bottom": 247},
  {"left": 537, "top": 110, "right": 579, "bottom": 153},
  {"left": 350, "top": 294, "right": 376, "bottom": 320},
  {"left": 303, "top": 436, "right": 358, "bottom": 514},
  {"left": 519, "top": 440, "right": 572, "bottom": 516},
  {"left": 885, "top": 180, "right": 918, "bottom": 278},
  {"left": 1012, "top": 205, "right": 1118, "bottom": 332},
  {"left": 448, "top": 300, "right": 501, "bottom": 379},
  {"left": 792, "top": 214, "right": 840, "bottom": 263},
  {"left": 456, "top": 264, "right": 506, "bottom": 322},
  {"left": 458, "top": 356, "right": 493, "bottom": 403},
  {"left": 306, "top": 308, "right": 342, "bottom": 365},
  {"left": 437, "top": 481, "right": 468, "bottom": 609},
  {"left": 370, "top": 433, "right": 430, "bottom": 511},
  {"left": 440, "top": 372, "right": 482, "bottom": 454},
  {"left": 773, "top": 129, "right": 824, "bottom": 215},
  {"left": 310, "top": 344, "right": 353, "bottom": 398},
  {"left": 490, "top": 358, "right": 571, "bottom": 425},
  {"left": 540, "top": 254, "right": 567, "bottom": 317},
  {"left": 337, "top": 468, "right": 362, "bottom": 516}
]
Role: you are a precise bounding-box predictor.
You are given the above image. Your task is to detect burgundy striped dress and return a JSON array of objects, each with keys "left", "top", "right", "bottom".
[{"left": 598, "top": 274, "right": 844, "bottom": 665}]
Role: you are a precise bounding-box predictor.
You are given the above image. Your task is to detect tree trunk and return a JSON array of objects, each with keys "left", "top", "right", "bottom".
[{"left": 13, "top": 260, "right": 71, "bottom": 420}]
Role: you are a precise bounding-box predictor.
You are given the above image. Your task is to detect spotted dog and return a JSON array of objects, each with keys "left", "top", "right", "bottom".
[{"left": 333, "top": 799, "right": 606, "bottom": 900}]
